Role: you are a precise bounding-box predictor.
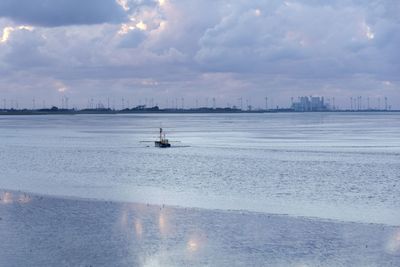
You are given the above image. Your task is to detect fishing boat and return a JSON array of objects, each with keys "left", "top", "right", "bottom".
[{"left": 155, "top": 128, "right": 171, "bottom": 148}]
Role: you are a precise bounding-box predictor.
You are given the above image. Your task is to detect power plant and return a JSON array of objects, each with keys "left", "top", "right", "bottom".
[{"left": 291, "top": 96, "right": 328, "bottom": 112}]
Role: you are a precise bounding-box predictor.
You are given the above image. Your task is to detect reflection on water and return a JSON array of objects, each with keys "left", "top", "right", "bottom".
[
  {"left": 386, "top": 229, "right": 400, "bottom": 255},
  {"left": 18, "top": 193, "right": 31, "bottom": 204},
  {"left": 120, "top": 208, "right": 128, "bottom": 226},
  {"left": 135, "top": 219, "right": 143, "bottom": 238},
  {"left": 187, "top": 238, "right": 198, "bottom": 252},
  {"left": 0, "top": 191, "right": 31, "bottom": 205},
  {"left": 109, "top": 196, "right": 399, "bottom": 266},
  {"left": 187, "top": 233, "right": 206, "bottom": 254},
  {"left": 1, "top": 192, "right": 13, "bottom": 204},
  {"left": 158, "top": 211, "right": 167, "bottom": 236},
  {"left": 0, "top": 191, "right": 399, "bottom": 266},
  {"left": 115, "top": 201, "right": 210, "bottom": 264}
]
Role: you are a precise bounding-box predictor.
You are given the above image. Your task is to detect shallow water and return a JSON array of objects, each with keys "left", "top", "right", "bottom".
[
  {"left": 1, "top": 191, "right": 399, "bottom": 267},
  {"left": 0, "top": 112, "right": 399, "bottom": 225}
]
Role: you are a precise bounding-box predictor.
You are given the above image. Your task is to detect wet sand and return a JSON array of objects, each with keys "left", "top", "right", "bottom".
[{"left": 0, "top": 190, "right": 399, "bottom": 267}]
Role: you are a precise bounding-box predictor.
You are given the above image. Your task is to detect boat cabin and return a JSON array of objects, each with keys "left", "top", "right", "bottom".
[{"left": 155, "top": 128, "right": 171, "bottom": 148}]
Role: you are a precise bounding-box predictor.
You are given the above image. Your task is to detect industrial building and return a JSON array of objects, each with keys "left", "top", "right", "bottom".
[{"left": 291, "top": 96, "right": 328, "bottom": 111}]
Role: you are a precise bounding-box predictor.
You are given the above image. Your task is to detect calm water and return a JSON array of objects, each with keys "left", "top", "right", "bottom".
[
  {"left": 2, "top": 191, "right": 399, "bottom": 266},
  {"left": 0, "top": 113, "right": 399, "bottom": 225}
]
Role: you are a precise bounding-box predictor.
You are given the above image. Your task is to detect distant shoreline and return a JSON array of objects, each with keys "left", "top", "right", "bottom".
[{"left": 1, "top": 109, "right": 399, "bottom": 115}]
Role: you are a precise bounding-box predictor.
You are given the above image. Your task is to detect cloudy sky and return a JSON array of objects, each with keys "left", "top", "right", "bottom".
[{"left": 0, "top": 0, "right": 399, "bottom": 109}]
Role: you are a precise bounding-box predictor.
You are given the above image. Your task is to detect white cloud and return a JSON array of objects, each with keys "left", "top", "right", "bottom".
[
  {"left": 116, "top": 0, "right": 130, "bottom": 11},
  {"left": 56, "top": 81, "right": 68, "bottom": 93},
  {"left": 0, "top": 25, "right": 34, "bottom": 43}
]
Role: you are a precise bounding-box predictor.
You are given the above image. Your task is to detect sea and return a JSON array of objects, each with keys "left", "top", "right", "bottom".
[{"left": 0, "top": 112, "right": 399, "bottom": 226}]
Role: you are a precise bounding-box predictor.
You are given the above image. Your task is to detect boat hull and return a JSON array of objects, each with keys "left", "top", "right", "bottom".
[{"left": 155, "top": 141, "right": 171, "bottom": 148}]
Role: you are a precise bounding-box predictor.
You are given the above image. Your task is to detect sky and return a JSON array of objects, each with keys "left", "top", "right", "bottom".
[{"left": 0, "top": 0, "right": 399, "bottom": 110}]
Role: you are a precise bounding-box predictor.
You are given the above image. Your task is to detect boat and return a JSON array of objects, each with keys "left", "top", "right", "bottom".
[{"left": 155, "top": 128, "right": 171, "bottom": 148}]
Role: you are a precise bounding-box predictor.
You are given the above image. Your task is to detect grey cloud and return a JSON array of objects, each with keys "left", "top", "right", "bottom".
[
  {"left": 0, "top": 0, "right": 127, "bottom": 26},
  {"left": 0, "top": 0, "right": 399, "bottom": 109},
  {"left": 194, "top": 1, "right": 398, "bottom": 80},
  {"left": 2, "top": 29, "right": 54, "bottom": 69},
  {"left": 142, "top": 1, "right": 221, "bottom": 54},
  {"left": 119, "top": 29, "right": 147, "bottom": 48}
]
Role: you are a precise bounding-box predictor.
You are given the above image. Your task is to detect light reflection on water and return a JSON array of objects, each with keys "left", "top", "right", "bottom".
[
  {"left": 158, "top": 211, "right": 167, "bottom": 236},
  {"left": 135, "top": 218, "right": 143, "bottom": 238},
  {"left": 186, "top": 232, "right": 207, "bottom": 254},
  {"left": 1, "top": 192, "right": 13, "bottom": 204},
  {"left": 115, "top": 200, "right": 210, "bottom": 264},
  {"left": 0, "top": 191, "right": 399, "bottom": 266},
  {"left": 18, "top": 193, "right": 31, "bottom": 204},
  {"left": 0, "top": 191, "right": 32, "bottom": 205},
  {"left": 386, "top": 229, "right": 400, "bottom": 255}
]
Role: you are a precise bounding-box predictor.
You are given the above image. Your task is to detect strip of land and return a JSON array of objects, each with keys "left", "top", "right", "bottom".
[{"left": 1, "top": 107, "right": 399, "bottom": 115}]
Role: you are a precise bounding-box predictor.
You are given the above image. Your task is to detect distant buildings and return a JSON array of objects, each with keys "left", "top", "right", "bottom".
[{"left": 291, "top": 96, "right": 328, "bottom": 111}]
